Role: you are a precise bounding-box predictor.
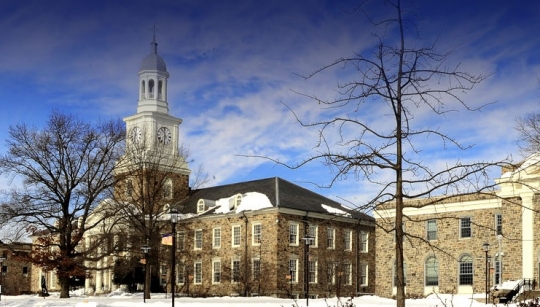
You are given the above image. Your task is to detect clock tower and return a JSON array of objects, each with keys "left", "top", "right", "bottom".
[{"left": 120, "top": 34, "right": 191, "bottom": 200}]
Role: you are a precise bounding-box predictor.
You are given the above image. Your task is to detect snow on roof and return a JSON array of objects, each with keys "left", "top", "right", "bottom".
[
  {"left": 321, "top": 204, "right": 351, "bottom": 217},
  {"left": 214, "top": 192, "right": 272, "bottom": 214}
]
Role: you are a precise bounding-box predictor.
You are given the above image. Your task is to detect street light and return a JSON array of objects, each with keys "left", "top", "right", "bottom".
[
  {"left": 140, "top": 243, "right": 151, "bottom": 303},
  {"left": 482, "top": 242, "right": 491, "bottom": 304},
  {"left": 0, "top": 256, "right": 5, "bottom": 301},
  {"left": 169, "top": 208, "right": 179, "bottom": 307}
]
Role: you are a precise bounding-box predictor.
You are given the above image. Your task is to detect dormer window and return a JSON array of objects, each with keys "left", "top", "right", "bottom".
[
  {"left": 197, "top": 199, "right": 205, "bottom": 213},
  {"left": 229, "top": 194, "right": 243, "bottom": 211}
]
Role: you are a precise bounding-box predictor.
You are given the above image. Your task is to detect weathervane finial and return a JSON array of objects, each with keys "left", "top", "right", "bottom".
[{"left": 149, "top": 23, "right": 159, "bottom": 54}]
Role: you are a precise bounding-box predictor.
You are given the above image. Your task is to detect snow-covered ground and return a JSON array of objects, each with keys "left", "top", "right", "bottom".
[{"left": 0, "top": 290, "right": 521, "bottom": 307}]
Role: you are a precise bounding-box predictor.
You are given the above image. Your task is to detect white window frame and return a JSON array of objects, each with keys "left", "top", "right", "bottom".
[
  {"left": 213, "top": 227, "right": 221, "bottom": 249},
  {"left": 252, "top": 223, "right": 262, "bottom": 245},
  {"left": 359, "top": 263, "right": 368, "bottom": 286},
  {"left": 232, "top": 225, "right": 241, "bottom": 247},
  {"left": 495, "top": 214, "right": 503, "bottom": 236},
  {"left": 232, "top": 259, "right": 241, "bottom": 283},
  {"left": 360, "top": 231, "right": 368, "bottom": 253},
  {"left": 289, "top": 259, "right": 298, "bottom": 283},
  {"left": 194, "top": 261, "right": 202, "bottom": 284},
  {"left": 308, "top": 225, "right": 318, "bottom": 248},
  {"left": 252, "top": 258, "right": 261, "bottom": 280},
  {"left": 212, "top": 258, "right": 221, "bottom": 284},
  {"left": 342, "top": 263, "right": 352, "bottom": 285},
  {"left": 194, "top": 229, "right": 203, "bottom": 250},
  {"left": 289, "top": 223, "right": 299, "bottom": 246},
  {"left": 460, "top": 217, "right": 472, "bottom": 238},
  {"left": 308, "top": 260, "right": 317, "bottom": 283},
  {"left": 426, "top": 219, "right": 437, "bottom": 241},
  {"left": 326, "top": 228, "right": 335, "bottom": 249},
  {"left": 177, "top": 231, "right": 185, "bottom": 251},
  {"left": 344, "top": 229, "right": 352, "bottom": 251}
]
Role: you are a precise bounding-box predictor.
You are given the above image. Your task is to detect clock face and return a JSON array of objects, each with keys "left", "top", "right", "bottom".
[
  {"left": 130, "top": 126, "right": 142, "bottom": 143},
  {"left": 157, "top": 127, "right": 172, "bottom": 145}
]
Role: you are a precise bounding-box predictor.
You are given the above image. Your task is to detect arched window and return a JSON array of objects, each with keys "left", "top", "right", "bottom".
[
  {"left": 148, "top": 79, "right": 155, "bottom": 98},
  {"left": 425, "top": 256, "right": 439, "bottom": 286},
  {"left": 140, "top": 80, "right": 146, "bottom": 99},
  {"left": 459, "top": 254, "right": 473, "bottom": 285},
  {"left": 162, "top": 178, "right": 172, "bottom": 199},
  {"left": 393, "top": 260, "right": 407, "bottom": 287},
  {"left": 158, "top": 80, "right": 163, "bottom": 100}
]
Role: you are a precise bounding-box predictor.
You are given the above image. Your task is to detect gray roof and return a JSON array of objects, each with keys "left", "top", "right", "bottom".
[
  {"left": 139, "top": 38, "right": 167, "bottom": 72},
  {"left": 177, "top": 177, "right": 373, "bottom": 221}
]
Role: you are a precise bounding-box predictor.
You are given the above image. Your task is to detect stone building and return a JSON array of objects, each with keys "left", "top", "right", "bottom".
[
  {"left": 173, "top": 177, "right": 375, "bottom": 298},
  {"left": 0, "top": 242, "right": 34, "bottom": 295},
  {"left": 374, "top": 154, "right": 540, "bottom": 298},
  {"left": 80, "top": 36, "right": 376, "bottom": 298}
]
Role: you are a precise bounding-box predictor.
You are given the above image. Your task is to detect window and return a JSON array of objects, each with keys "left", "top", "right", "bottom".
[
  {"left": 327, "top": 263, "right": 335, "bottom": 284},
  {"left": 125, "top": 179, "right": 133, "bottom": 198},
  {"left": 459, "top": 254, "right": 473, "bottom": 285},
  {"left": 197, "top": 200, "right": 205, "bottom": 213},
  {"left": 252, "top": 258, "right": 261, "bottom": 280},
  {"left": 326, "top": 228, "right": 335, "bottom": 249},
  {"left": 162, "top": 178, "right": 172, "bottom": 199},
  {"left": 177, "top": 231, "right": 185, "bottom": 251},
  {"left": 495, "top": 254, "right": 501, "bottom": 285},
  {"left": 460, "top": 217, "right": 471, "bottom": 238},
  {"left": 425, "top": 256, "right": 439, "bottom": 286},
  {"left": 212, "top": 259, "right": 221, "bottom": 283},
  {"left": 427, "top": 220, "right": 437, "bottom": 241},
  {"left": 393, "top": 260, "right": 407, "bottom": 287},
  {"left": 177, "top": 263, "right": 185, "bottom": 284},
  {"left": 342, "top": 263, "right": 352, "bottom": 285},
  {"left": 289, "top": 259, "right": 298, "bottom": 283},
  {"left": 213, "top": 228, "right": 221, "bottom": 249},
  {"left": 289, "top": 223, "right": 299, "bottom": 245},
  {"left": 2, "top": 265, "right": 7, "bottom": 274},
  {"left": 308, "top": 225, "right": 318, "bottom": 248},
  {"left": 194, "top": 229, "right": 203, "bottom": 250},
  {"left": 359, "top": 263, "right": 368, "bottom": 286},
  {"left": 232, "top": 259, "right": 241, "bottom": 283},
  {"left": 232, "top": 225, "right": 241, "bottom": 247},
  {"left": 495, "top": 214, "right": 503, "bottom": 235},
  {"left": 252, "top": 224, "right": 262, "bottom": 245},
  {"left": 344, "top": 230, "right": 352, "bottom": 251},
  {"left": 22, "top": 266, "right": 28, "bottom": 277},
  {"left": 194, "top": 261, "right": 202, "bottom": 284},
  {"left": 308, "top": 260, "right": 317, "bottom": 283},
  {"left": 360, "top": 231, "right": 368, "bottom": 252}
]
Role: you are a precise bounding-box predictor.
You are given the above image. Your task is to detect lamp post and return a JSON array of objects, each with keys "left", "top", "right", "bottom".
[
  {"left": 482, "top": 242, "right": 491, "bottom": 304},
  {"left": 140, "top": 243, "right": 151, "bottom": 303},
  {"left": 302, "top": 235, "right": 313, "bottom": 306},
  {"left": 0, "top": 256, "right": 5, "bottom": 301},
  {"left": 170, "top": 208, "right": 179, "bottom": 307}
]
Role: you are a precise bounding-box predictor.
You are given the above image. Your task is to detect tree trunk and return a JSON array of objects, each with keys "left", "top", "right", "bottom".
[{"left": 59, "top": 275, "right": 70, "bottom": 298}]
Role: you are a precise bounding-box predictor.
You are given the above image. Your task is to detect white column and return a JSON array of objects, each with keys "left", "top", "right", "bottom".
[{"left": 522, "top": 193, "right": 534, "bottom": 279}]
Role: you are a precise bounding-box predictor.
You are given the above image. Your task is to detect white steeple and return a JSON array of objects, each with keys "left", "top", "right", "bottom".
[{"left": 137, "top": 31, "right": 170, "bottom": 114}]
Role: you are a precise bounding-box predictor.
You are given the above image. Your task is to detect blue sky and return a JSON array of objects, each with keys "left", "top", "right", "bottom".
[{"left": 1, "top": 0, "right": 540, "bottom": 207}]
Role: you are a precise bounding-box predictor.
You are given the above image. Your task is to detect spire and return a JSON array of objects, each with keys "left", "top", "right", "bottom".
[{"left": 150, "top": 23, "right": 158, "bottom": 55}]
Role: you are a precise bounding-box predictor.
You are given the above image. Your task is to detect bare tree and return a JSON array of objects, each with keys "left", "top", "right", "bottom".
[
  {"left": 0, "top": 111, "right": 125, "bottom": 298},
  {"left": 515, "top": 112, "right": 540, "bottom": 156},
  {"left": 266, "top": 1, "right": 507, "bottom": 306}
]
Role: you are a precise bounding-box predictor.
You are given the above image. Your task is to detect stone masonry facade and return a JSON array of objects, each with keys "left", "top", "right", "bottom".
[
  {"left": 173, "top": 208, "right": 375, "bottom": 298},
  {"left": 375, "top": 195, "right": 525, "bottom": 298}
]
